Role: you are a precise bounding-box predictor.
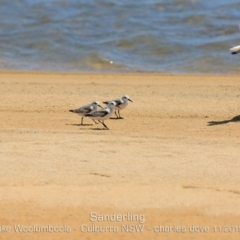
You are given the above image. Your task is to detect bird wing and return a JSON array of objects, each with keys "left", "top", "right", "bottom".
[
  {"left": 103, "top": 99, "right": 122, "bottom": 106},
  {"left": 83, "top": 105, "right": 94, "bottom": 113},
  {"left": 86, "top": 109, "right": 109, "bottom": 117},
  {"left": 72, "top": 104, "right": 93, "bottom": 114},
  {"left": 114, "top": 99, "right": 122, "bottom": 107}
]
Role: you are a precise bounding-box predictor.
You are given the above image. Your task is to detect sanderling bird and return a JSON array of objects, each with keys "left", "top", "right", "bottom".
[
  {"left": 85, "top": 102, "right": 117, "bottom": 130},
  {"left": 230, "top": 22, "right": 240, "bottom": 54},
  {"left": 69, "top": 101, "right": 102, "bottom": 125},
  {"left": 103, "top": 95, "right": 133, "bottom": 119}
]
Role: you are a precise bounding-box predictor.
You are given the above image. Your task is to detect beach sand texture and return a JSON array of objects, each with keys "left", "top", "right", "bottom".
[{"left": 0, "top": 72, "right": 240, "bottom": 239}]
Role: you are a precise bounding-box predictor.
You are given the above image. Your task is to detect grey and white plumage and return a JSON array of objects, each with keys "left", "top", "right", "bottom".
[
  {"left": 85, "top": 101, "right": 117, "bottom": 129},
  {"left": 69, "top": 101, "right": 102, "bottom": 125},
  {"left": 103, "top": 95, "right": 133, "bottom": 119},
  {"left": 230, "top": 22, "right": 240, "bottom": 54}
]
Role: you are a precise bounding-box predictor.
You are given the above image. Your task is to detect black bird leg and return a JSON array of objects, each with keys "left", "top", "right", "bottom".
[
  {"left": 114, "top": 111, "right": 119, "bottom": 118},
  {"left": 98, "top": 120, "right": 109, "bottom": 130},
  {"left": 118, "top": 110, "right": 123, "bottom": 119}
]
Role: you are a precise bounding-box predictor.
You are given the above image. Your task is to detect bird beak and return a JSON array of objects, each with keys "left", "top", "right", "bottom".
[
  {"left": 129, "top": 99, "right": 133, "bottom": 102},
  {"left": 98, "top": 104, "right": 103, "bottom": 108}
]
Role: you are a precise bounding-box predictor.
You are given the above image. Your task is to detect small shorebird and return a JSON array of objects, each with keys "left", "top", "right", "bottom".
[
  {"left": 103, "top": 95, "right": 133, "bottom": 119},
  {"left": 69, "top": 101, "right": 102, "bottom": 125},
  {"left": 85, "top": 102, "right": 117, "bottom": 130},
  {"left": 230, "top": 22, "right": 240, "bottom": 54}
]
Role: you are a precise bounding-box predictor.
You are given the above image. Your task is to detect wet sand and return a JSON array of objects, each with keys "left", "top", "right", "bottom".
[{"left": 0, "top": 72, "right": 240, "bottom": 239}]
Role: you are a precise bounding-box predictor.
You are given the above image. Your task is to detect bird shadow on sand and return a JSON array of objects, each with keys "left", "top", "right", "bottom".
[
  {"left": 207, "top": 115, "right": 240, "bottom": 126},
  {"left": 91, "top": 128, "right": 108, "bottom": 130},
  {"left": 110, "top": 117, "right": 123, "bottom": 120},
  {"left": 65, "top": 123, "right": 93, "bottom": 126}
]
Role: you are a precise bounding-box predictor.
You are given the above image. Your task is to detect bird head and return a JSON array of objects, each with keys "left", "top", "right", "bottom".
[{"left": 122, "top": 95, "right": 133, "bottom": 102}]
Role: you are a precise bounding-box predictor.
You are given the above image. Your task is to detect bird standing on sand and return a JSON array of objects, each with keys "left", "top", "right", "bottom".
[
  {"left": 230, "top": 22, "right": 240, "bottom": 54},
  {"left": 85, "top": 102, "right": 117, "bottom": 130},
  {"left": 69, "top": 101, "right": 102, "bottom": 125},
  {"left": 103, "top": 95, "right": 133, "bottom": 119}
]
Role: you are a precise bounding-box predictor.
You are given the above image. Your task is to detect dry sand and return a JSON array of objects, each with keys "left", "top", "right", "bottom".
[{"left": 0, "top": 72, "right": 240, "bottom": 239}]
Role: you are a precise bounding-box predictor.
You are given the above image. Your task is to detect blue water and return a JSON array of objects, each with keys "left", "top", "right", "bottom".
[{"left": 0, "top": 0, "right": 240, "bottom": 73}]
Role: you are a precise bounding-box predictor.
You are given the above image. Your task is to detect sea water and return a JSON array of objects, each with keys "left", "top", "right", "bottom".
[{"left": 0, "top": 0, "right": 239, "bottom": 73}]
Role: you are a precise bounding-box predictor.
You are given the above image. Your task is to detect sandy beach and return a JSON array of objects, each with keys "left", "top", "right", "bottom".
[{"left": 0, "top": 71, "right": 240, "bottom": 239}]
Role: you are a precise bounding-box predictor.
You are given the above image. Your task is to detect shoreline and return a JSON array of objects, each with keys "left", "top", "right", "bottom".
[{"left": 1, "top": 69, "right": 240, "bottom": 76}]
